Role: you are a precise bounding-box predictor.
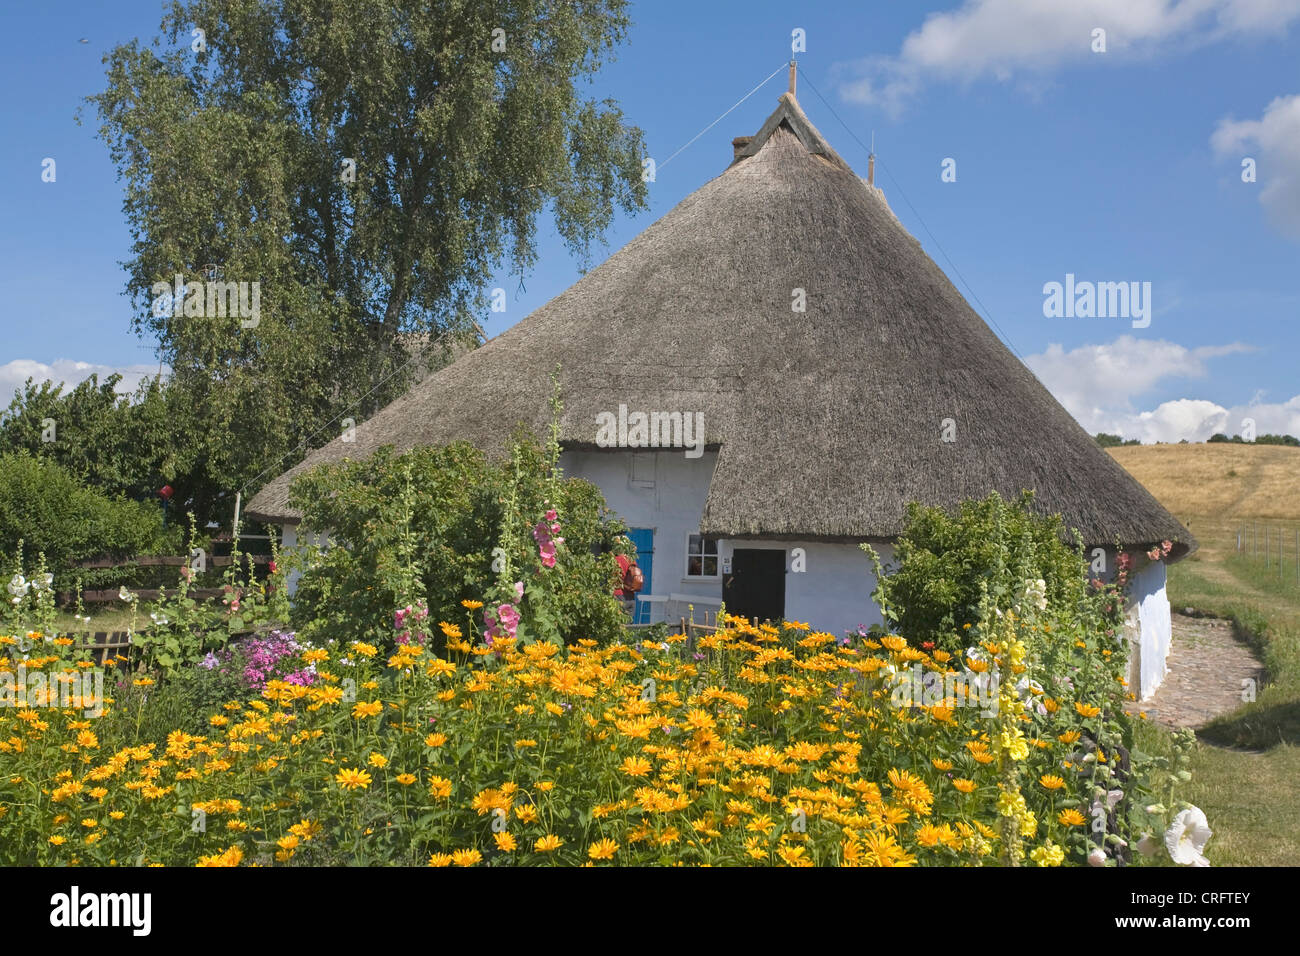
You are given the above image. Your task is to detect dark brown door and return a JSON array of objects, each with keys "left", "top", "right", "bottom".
[{"left": 723, "top": 549, "right": 785, "bottom": 624}]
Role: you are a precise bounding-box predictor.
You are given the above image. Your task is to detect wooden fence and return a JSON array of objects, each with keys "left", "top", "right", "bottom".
[
  {"left": 71, "top": 631, "right": 133, "bottom": 666},
  {"left": 59, "top": 552, "right": 271, "bottom": 604},
  {"left": 74, "top": 555, "right": 271, "bottom": 569}
]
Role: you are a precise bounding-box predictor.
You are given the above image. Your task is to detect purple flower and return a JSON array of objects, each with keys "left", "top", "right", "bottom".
[{"left": 231, "top": 629, "right": 309, "bottom": 692}]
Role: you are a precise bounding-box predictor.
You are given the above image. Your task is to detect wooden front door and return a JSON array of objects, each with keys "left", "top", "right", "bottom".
[{"left": 723, "top": 549, "right": 785, "bottom": 624}]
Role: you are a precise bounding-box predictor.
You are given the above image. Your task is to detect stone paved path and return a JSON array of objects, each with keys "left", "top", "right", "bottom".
[{"left": 1127, "top": 613, "right": 1266, "bottom": 730}]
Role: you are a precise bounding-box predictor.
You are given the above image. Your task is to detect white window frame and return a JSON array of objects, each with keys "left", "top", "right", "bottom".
[{"left": 684, "top": 533, "right": 720, "bottom": 579}]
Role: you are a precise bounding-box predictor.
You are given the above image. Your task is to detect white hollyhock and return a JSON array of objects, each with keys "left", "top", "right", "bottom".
[
  {"left": 1136, "top": 833, "right": 1160, "bottom": 856},
  {"left": 1164, "top": 806, "right": 1212, "bottom": 866},
  {"left": 1024, "top": 578, "right": 1048, "bottom": 611},
  {"left": 1087, "top": 847, "right": 1107, "bottom": 866}
]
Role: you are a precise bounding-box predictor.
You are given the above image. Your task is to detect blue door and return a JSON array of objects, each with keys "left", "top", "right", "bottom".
[{"left": 627, "top": 528, "right": 655, "bottom": 624}]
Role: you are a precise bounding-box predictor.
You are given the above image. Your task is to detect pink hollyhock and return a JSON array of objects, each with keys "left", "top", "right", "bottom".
[
  {"left": 533, "top": 510, "right": 563, "bottom": 568},
  {"left": 514, "top": 581, "right": 524, "bottom": 601}
]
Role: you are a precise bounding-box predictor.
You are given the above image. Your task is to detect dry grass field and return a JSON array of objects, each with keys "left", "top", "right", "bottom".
[{"left": 1109, "top": 442, "right": 1300, "bottom": 523}]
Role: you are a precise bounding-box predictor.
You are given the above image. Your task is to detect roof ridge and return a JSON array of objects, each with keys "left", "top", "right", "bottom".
[{"left": 731, "top": 92, "right": 853, "bottom": 172}]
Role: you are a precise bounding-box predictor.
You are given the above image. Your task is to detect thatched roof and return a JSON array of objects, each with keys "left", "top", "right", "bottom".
[{"left": 247, "top": 92, "right": 1195, "bottom": 558}]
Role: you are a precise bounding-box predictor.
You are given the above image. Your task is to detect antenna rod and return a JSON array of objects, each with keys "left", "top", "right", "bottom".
[{"left": 788, "top": 59, "right": 796, "bottom": 97}]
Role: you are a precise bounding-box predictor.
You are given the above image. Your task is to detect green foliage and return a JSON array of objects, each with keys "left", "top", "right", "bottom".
[
  {"left": 0, "top": 452, "right": 176, "bottom": 584},
  {"left": 867, "top": 491, "right": 1119, "bottom": 656},
  {"left": 288, "top": 436, "right": 630, "bottom": 649},
  {"left": 84, "top": 0, "right": 648, "bottom": 505},
  {"left": 866, "top": 492, "right": 1181, "bottom": 866},
  {"left": 0, "top": 546, "right": 59, "bottom": 639},
  {"left": 0, "top": 373, "right": 179, "bottom": 498},
  {"left": 1094, "top": 432, "right": 1139, "bottom": 447},
  {"left": 109, "top": 662, "right": 251, "bottom": 740},
  {"left": 0, "top": 372, "right": 244, "bottom": 530},
  {"left": 128, "top": 515, "right": 287, "bottom": 675},
  {"left": 1209, "top": 432, "right": 1299, "bottom": 445}
]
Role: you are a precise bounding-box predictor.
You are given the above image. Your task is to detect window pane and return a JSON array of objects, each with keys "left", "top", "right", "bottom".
[
  {"left": 703, "top": 538, "right": 718, "bottom": 556},
  {"left": 688, "top": 556, "right": 702, "bottom": 576},
  {"left": 687, "top": 534, "right": 702, "bottom": 556},
  {"left": 702, "top": 556, "right": 717, "bottom": 576}
]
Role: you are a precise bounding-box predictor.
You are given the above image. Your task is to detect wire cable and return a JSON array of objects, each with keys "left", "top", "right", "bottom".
[{"left": 660, "top": 61, "right": 789, "bottom": 170}]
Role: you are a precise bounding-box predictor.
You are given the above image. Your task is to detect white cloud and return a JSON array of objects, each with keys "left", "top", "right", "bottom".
[
  {"left": 1212, "top": 93, "right": 1300, "bottom": 238},
  {"left": 1024, "top": 335, "right": 1251, "bottom": 413},
  {"left": 1022, "top": 335, "right": 1300, "bottom": 442},
  {"left": 1096, "top": 395, "right": 1300, "bottom": 442},
  {"left": 0, "top": 359, "right": 166, "bottom": 406},
  {"left": 840, "top": 0, "right": 1300, "bottom": 113}
]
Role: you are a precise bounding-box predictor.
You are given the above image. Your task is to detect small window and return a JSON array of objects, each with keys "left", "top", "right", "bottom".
[
  {"left": 630, "top": 453, "right": 655, "bottom": 488},
  {"left": 686, "top": 534, "right": 719, "bottom": 577}
]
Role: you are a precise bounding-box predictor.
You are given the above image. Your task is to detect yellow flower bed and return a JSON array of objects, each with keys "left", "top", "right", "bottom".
[{"left": 0, "top": 612, "right": 1135, "bottom": 866}]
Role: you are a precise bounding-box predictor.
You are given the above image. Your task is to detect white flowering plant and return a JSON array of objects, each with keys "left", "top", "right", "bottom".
[{"left": 1, "top": 542, "right": 59, "bottom": 641}]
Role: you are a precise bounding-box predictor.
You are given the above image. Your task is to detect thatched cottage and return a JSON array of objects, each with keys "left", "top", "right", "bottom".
[{"left": 247, "top": 89, "right": 1194, "bottom": 700}]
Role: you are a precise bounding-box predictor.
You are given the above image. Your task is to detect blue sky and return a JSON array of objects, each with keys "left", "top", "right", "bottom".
[{"left": 2, "top": 0, "right": 1297, "bottom": 441}]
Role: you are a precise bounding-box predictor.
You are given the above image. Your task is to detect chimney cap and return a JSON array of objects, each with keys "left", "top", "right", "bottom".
[{"left": 732, "top": 135, "right": 753, "bottom": 160}]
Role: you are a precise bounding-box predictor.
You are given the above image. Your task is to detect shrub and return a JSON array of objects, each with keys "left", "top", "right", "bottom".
[
  {"left": 868, "top": 491, "right": 1110, "bottom": 656},
  {"left": 0, "top": 452, "right": 175, "bottom": 583},
  {"left": 287, "top": 435, "right": 631, "bottom": 651}
]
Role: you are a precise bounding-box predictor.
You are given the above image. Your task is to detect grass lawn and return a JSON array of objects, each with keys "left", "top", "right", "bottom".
[
  {"left": 52, "top": 604, "right": 143, "bottom": 634},
  {"left": 1133, "top": 513, "right": 1300, "bottom": 866}
]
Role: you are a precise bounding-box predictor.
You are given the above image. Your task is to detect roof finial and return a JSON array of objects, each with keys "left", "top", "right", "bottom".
[
  {"left": 868, "top": 130, "right": 875, "bottom": 186},
  {"left": 788, "top": 59, "right": 796, "bottom": 98}
]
